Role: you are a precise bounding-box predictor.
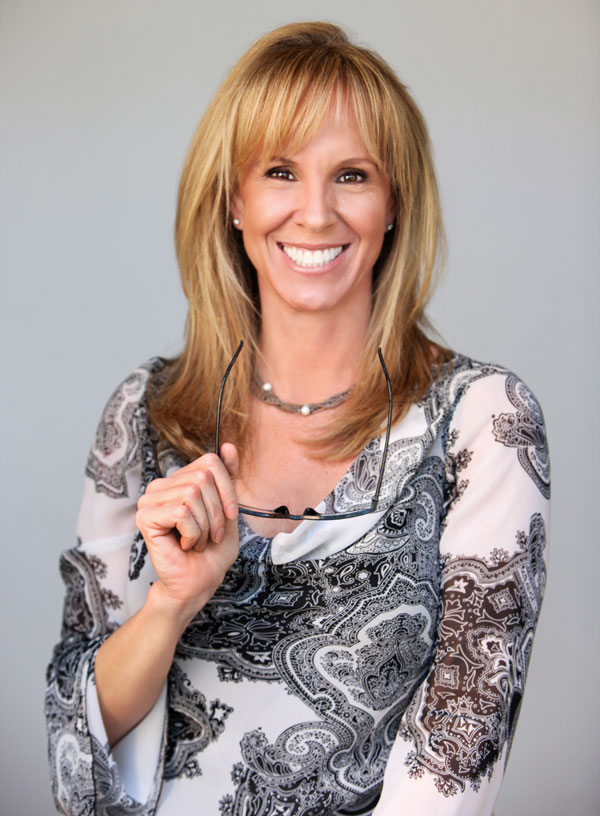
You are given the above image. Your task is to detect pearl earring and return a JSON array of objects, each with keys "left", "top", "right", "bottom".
[
  {"left": 233, "top": 218, "right": 240, "bottom": 227},
  {"left": 386, "top": 223, "right": 394, "bottom": 232}
]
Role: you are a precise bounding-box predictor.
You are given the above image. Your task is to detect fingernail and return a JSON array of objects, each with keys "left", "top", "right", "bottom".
[
  {"left": 215, "top": 527, "right": 224, "bottom": 543},
  {"left": 227, "top": 504, "right": 239, "bottom": 519}
]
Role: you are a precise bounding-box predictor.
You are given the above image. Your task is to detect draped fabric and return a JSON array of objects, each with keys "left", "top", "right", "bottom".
[{"left": 45, "top": 354, "right": 549, "bottom": 815}]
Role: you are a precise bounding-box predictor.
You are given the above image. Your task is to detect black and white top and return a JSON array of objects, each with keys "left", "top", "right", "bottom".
[{"left": 45, "top": 353, "right": 550, "bottom": 816}]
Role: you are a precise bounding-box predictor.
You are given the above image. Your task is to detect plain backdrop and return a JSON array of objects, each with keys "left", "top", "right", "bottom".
[{"left": 1, "top": 1, "right": 598, "bottom": 814}]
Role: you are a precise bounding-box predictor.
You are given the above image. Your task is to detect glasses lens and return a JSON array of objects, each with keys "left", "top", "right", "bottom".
[
  {"left": 242, "top": 505, "right": 322, "bottom": 518},
  {"left": 238, "top": 502, "right": 375, "bottom": 521}
]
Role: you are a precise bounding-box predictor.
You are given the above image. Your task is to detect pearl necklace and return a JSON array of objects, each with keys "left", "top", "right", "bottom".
[{"left": 252, "top": 376, "right": 352, "bottom": 416}]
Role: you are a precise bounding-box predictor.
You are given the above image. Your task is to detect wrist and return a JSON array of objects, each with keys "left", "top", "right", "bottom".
[{"left": 145, "top": 581, "right": 203, "bottom": 637}]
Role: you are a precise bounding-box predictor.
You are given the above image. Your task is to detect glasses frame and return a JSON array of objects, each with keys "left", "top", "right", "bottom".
[{"left": 216, "top": 341, "right": 393, "bottom": 521}]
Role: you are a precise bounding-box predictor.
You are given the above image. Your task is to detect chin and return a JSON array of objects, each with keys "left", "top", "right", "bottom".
[{"left": 282, "top": 290, "right": 343, "bottom": 314}]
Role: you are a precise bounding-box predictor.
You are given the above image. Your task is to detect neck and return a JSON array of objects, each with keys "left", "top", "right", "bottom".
[{"left": 258, "top": 308, "right": 370, "bottom": 404}]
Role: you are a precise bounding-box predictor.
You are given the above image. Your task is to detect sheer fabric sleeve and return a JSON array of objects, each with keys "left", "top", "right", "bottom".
[
  {"left": 45, "top": 361, "right": 167, "bottom": 816},
  {"left": 372, "top": 370, "right": 550, "bottom": 816}
]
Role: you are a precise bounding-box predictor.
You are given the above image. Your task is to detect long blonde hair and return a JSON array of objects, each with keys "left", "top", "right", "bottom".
[{"left": 148, "top": 21, "right": 450, "bottom": 461}]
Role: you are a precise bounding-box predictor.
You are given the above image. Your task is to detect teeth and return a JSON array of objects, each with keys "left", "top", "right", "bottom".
[{"left": 282, "top": 245, "right": 344, "bottom": 267}]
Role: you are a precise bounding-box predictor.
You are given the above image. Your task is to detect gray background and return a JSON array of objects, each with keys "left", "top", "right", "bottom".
[{"left": 1, "top": 1, "right": 598, "bottom": 814}]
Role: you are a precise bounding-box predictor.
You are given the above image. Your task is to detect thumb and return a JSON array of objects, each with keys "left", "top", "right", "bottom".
[
  {"left": 220, "top": 443, "right": 241, "bottom": 535},
  {"left": 220, "top": 442, "right": 240, "bottom": 480}
]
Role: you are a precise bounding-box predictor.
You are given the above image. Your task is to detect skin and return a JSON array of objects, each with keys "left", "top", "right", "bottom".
[{"left": 94, "top": 101, "right": 395, "bottom": 745}]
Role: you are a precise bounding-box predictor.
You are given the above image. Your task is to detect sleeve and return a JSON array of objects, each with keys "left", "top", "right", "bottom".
[
  {"left": 45, "top": 361, "right": 168, "bottom": 816},
  {"left": 372, "top": 370, "right": 550, "bottom": 816}
]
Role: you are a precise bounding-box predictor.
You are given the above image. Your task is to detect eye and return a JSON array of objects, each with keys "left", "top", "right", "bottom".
[
  {"left": 338, "top": 170, "right": 367, "bottom": 184},
  {"left": 265, "top": 167, "right": 296, "bottom": 181}
]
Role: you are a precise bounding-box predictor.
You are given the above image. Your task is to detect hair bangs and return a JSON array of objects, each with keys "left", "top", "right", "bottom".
[
  {"left": 230, "top": 48, "right": 395, "bottom": 178},
  {"left": 230, "top": 58, "right": 337, "bottom": 173}
]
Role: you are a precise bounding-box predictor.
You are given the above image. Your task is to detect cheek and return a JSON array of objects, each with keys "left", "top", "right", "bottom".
[
  {"left": 344, "top": 195, "right": 388, "bottom": 243},
  {"left": 247, "top": 187, "right": 291, "bottom": 230},
  {"left": 361, "top": 212, "right": 387, "bottom": 256},
  {"left": 240, "top": 208, "right": 283, "bottom": 272}
]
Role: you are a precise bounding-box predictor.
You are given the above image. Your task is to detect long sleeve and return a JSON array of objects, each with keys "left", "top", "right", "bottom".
[
  {"left": 45, "top": 360, "right": 167, "bottom": 816},
  {"left": 373, "top": 369, "right": 550, "bottom": 815}
]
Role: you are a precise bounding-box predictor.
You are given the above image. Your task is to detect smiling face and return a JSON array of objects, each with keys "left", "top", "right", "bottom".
[{"left": 232, "top": 102, "right": 395, "bottom": 323}]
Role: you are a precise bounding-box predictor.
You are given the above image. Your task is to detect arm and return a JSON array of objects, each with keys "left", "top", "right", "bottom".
[
  {"left": 45, "top": 362, "right": 239, "bottom": 814},
  {"left": 94, "top": 448, "right": 240, "bottom": 747},
  {"left": 373, "top": 370, "right": 549, "bottom": 815}
]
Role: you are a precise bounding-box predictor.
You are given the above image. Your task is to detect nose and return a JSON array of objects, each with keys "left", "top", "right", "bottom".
[{"left": 294, "top": 178, "right": 336, "bottom": 231}]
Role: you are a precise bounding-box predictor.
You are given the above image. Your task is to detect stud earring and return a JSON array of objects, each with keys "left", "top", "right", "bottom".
[
  {"left": 233, "top": 218, "right": 240, "bottom": 227},
  {"left": 386, "top": 223, "right": 394, "bottom": 232}
]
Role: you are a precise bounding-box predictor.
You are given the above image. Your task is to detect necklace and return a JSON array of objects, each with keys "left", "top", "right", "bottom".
[{"left": 252, "top": 376, "right": 352, "bottom": 416}]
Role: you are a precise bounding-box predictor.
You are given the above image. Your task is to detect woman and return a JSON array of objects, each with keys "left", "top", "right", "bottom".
[{"left": 45, "top": 22, "right": 550, "bottom": 816}]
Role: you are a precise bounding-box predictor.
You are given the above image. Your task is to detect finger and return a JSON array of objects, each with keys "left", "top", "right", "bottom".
[
  {"left": 172, "top": 503, "right": 209, "bottom": 552},
  {"left": 136, "top": 503, "right": 205, "bottom": 552},
  {"left": 214, "top": 446, "right": 240, "bottom": 519},
  {"left": 182, "top": 452, "right": 239, "bottom": 521},
  {"left": 180, "top": 485, "right": 211, "bottom": 551},
  {"left": 193, "top": 470, "right": 226, "bottom": 544},
  {"left": 140, "top": 452, "right": 239, "bottom": 521},
  {"left": 139, "top": 481, "right": 208, "bottom": 515},
  {"left": 138, "top": 477, "right": 227, "bottom": 544},
  {"left": 143, "top": 477, "right": 169, "bottom": 495}
]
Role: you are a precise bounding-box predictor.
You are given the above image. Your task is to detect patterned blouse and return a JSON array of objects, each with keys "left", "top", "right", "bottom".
[{"left": 45, "top": 353, "right": 550, "bottom": 816}]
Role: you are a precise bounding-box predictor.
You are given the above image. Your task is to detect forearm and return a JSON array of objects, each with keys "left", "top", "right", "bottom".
[{"left": 94, "top": 582, "right": 197, "bottom": 747}]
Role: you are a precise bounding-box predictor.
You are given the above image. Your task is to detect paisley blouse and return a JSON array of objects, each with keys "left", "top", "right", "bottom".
[{"left": 45, "top": 353, "right": 550, "bottom": 816}]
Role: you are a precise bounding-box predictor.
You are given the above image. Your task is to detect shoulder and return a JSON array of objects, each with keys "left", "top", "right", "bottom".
[
  {"left": 428, "top": 352, "right": 546, "bottom": 429},
  {"left": 436, "top": 353, "right": 550, "bottom": 501},
  {"left": 99, "top": 357, "right": 167, "bottom": 412},
  {"left": 85, "top": 357, "right": 166, "bottom": 499}
]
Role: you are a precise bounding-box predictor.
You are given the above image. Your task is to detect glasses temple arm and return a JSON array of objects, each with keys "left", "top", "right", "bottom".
[
  {"left": 216, "top": 342, "right": 391, "bottom": 510},
  {"left": 215, "top": 340, "right": 244, "bottom": 457},
  {"left": 372, "top": 348, "right": 393, "bottom": 506}
]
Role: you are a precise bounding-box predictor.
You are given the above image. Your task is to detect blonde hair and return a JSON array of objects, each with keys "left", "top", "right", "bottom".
[{"left": 148, "top": 21, "right": 450, "bottom": 461}]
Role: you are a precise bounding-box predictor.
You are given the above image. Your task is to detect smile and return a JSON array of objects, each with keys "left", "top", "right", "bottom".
[{"left": 280, "top": 244, "right": 346, "bottom": 268}]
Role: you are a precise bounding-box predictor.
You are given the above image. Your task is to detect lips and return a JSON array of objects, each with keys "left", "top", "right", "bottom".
[{"left": 279, "top": 244, "right": 346, "bottom": 268}]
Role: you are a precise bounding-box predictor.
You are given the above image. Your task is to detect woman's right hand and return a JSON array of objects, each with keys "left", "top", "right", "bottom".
[{"left": 135, "top": 443, "right": 240, "bottom": 623}]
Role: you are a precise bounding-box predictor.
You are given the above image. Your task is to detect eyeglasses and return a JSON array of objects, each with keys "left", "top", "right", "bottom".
[{"left": 216, "top": 341, "right": 393, "bottom": 521}]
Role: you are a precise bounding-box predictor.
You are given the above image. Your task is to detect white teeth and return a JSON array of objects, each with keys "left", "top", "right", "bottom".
[{"left": 282, "top": 245, "right": 344, "bottom": 267}]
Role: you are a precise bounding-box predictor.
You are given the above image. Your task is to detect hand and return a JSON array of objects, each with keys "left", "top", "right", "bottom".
[{"left": 135, "top": 444, "right": 240, "bottom": 620}]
